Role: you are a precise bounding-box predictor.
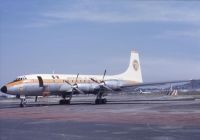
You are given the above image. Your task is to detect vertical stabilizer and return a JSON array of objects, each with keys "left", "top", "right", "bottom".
[{"left": 117, "top": 51, "right": 143, "bottom": 83}]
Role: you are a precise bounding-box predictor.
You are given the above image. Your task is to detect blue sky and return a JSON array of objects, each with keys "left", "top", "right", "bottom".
[{"left": 0, "top": 0, "right": 200, "bottom": 86}]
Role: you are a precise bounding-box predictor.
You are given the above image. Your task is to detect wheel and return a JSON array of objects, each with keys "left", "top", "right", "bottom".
[
  {"left": 20, "top": 103, "right": 24, "bottom": 107},
  {"left": 102, "top": 98, "right": 107, "bottom": 104},
  {"left": 16, "top": 94, "right": 20, "bottom": 99},
  {"left": 95, "top": 99, "right": 100, "bottom": 104},
  {"left": 95, "top": 99, "right": 98, "bottom": 104},
  {"left": 95, "top": 99, "right": 106, "bottom": 104},
  {"left": 65, "top": 100, "right": 70, "bottom": 104},
  {"left": 59, "top": 99, "right": 71, "bottom": 105},
  {"left": 59, "top": 99, "right": 62, "bottom": 104},
  {"left": 59, "top": 99, "right": 65, "bottom": 105}
]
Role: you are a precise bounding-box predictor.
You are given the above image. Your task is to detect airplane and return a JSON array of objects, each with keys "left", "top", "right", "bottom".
[{"left": 0, "top": 51, "right": 196, "bottom": 107}]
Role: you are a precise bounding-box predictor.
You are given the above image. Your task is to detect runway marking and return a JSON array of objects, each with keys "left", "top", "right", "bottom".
[
  {"left": 94, "top": 130, "right": 108, "bottom": 133},
  {"left": 26, "top": 120, "right": 55, "bottom": 124},
  {"left": 55, "top": 133, "right": 85, "bottom": 139},
  {"left": 95, "top": 123, "right": 110, "bottom": 126},
  {"left": 112, "top": 131, "right": 129, "bottom": 135},
  {"left": 151, "top": 136, "right": 175, "bottom": 140}
]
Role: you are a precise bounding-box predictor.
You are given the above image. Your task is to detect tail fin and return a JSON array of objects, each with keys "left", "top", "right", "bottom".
[{"left": 118, "top": 51, "right": 143, "bottom": 83}]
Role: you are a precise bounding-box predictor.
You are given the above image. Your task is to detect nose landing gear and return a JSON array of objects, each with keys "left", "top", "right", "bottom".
[
  {"left": 16, "top": 94, "right": 27, "bottom": 107},
  {"left": 20, "top": 97, "right": 27, "bottom": 107}
]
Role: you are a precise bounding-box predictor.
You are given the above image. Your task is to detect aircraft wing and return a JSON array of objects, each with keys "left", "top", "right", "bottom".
[{"left": 120, "top": 79, "right": 200, "bottom": 90}]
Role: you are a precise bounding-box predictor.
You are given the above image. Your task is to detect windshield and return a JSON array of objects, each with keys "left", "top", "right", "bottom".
[
  {"left": 13, "top": 78, "right": 21, "bottom": 82},
  {"left": 12, "top": 77, "right": 27, "bottom": 82}
]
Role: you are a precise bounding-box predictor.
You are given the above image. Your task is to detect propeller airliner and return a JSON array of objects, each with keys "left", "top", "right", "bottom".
[{"left": 0, "top": 51, "right": 195, "bottom": 107}]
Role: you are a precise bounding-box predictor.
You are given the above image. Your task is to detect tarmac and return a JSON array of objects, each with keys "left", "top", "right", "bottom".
[{"left": 0, "top": 94, "right": 200, "bottom": 140}]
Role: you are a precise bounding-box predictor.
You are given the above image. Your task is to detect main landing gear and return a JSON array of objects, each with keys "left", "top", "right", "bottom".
[
  {"left": 95, "top": 98, "right": 107, "bottom": 104},
  {"left": 95, "top": 92, "right": 107, "bottom": 105},
  {"left": 59, "top": 93, "right": 72, "bottom": 105},
  {"left": 59, "top": 99, "right": 71, "bottom": 105}
]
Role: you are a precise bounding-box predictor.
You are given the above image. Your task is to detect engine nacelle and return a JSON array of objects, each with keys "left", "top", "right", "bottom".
[
  {"left": 78, "top": 83, "right": 100, "bottom": 93},
  {"left": 104, "top": 80, "right": 121, "bottom": 90},
  {"left": 59, "top": 84, "right": 72, "bottom": 92}
]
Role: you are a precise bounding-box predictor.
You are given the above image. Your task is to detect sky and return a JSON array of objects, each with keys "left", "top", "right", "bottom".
[{"left": 0, "top": 0, "right": 200, "bottom": 87}]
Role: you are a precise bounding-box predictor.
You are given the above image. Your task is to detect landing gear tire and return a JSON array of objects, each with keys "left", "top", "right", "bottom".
[
  {"left": 20, "top": 103, "right": 24, "bottom": 107},
  {"left": 95, "top": 99, "right": 100, "bottom": 104},
  {"left": 95, "top": 98, "right": 107, "bottom": 104},
  {"left": 59, "top": 99, "right": 70, "bottom": 105},
  {"left": 16, "top": 94, "right": 20, "bottom": 99},
  {"left": 66, "top": 100, "right": 70, "bottom": 104},
  {"left": 102, "top": 98, "right": 107, "bottom": 104}
]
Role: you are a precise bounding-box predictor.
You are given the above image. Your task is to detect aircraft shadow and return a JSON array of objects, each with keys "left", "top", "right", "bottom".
[{"left": 0, "top": 99, "right": 180, "bottom": 109}]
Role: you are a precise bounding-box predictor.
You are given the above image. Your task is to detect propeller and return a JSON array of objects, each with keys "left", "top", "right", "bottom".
[
  {"left": 102, "top": 69, "right": 106, "bottom": 82},
  {"left": 90, "top": 69, "right": 113, "bottom": 91},
  {"left": 65, "top": 73, "right": 85, "bottom": 94},
  {"left": 74, "top": 73, "right": 79, "bottom": 86}
]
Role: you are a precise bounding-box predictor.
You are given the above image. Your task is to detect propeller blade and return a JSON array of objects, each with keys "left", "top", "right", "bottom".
[
  {"left": 65, "top": 80, "right": 72, "bottom": 86},
  {"left": 74, "top": 87, "right": 85, "bottom": 94},
  {"left": 102, "top": 69, "right": 106, "bottom": 81},
  {"left": 75, "top": 73, "right": 79, "bottom": 84},
  {"left": 90, "top": 78, "right": 100, "bottom": 84},
  {"left": 102, "top": 85, "right": 113, "bottom": 91}
]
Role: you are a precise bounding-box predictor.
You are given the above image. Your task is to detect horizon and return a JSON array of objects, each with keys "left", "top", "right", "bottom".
[{"left": 1, "top": 0, "right": 200, "bottom": 88}]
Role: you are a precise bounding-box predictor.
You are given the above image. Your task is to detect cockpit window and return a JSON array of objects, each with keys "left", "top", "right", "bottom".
[
  {"left": 13, "top": 78, "right": 23, "bottom": 82},
  {"left": 13, "top": 79, "right": 19, "bottom": 82},
  {"left": 13, "top": 76, "right": 27, "bottom": 82}
]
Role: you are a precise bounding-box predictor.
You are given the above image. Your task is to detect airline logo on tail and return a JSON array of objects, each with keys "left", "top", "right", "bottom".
[{"left": 133, "top": 60, "right": 139, "bottom": 71}]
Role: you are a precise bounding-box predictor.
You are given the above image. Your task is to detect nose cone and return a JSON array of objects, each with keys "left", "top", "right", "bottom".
[{"left": 1, "top": 86, "right": 7, "bottom": 93}]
